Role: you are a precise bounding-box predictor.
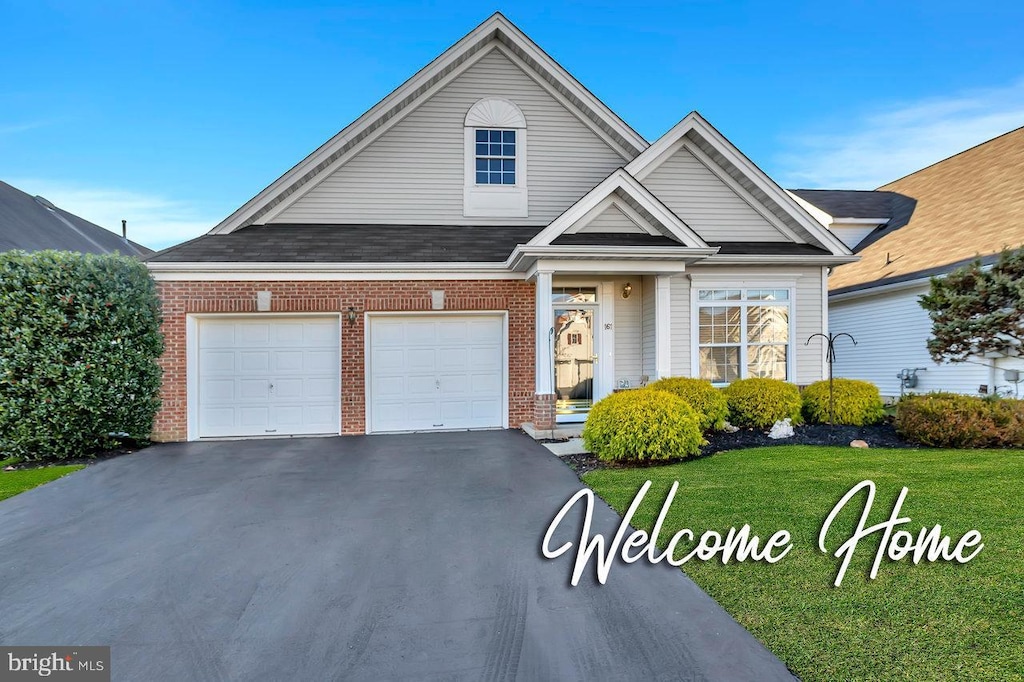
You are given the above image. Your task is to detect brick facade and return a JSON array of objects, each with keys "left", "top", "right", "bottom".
[{"left": 153, "top": 279, "right": 537, "bottom": 441}]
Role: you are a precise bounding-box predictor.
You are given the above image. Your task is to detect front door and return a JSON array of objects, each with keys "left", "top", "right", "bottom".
[{"left": 552, "top": 287, "right": 598, "bottom": 422}]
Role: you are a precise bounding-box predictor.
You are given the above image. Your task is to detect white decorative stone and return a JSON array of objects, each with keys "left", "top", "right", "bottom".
[
  {"left": 767, "top": 418, "right": 795, "bottom": 439},
  {"left": 430, "top": 290, "right": 444, "bottom": 310},
  {"left": 850, "top": 440, "right": 869, "bottom": 449},
  {"left": 721, "top": 421, "right": 740, "bottom": 434},
  {"left": 256, "top": 290, "right": 272, "bottom": 312}
]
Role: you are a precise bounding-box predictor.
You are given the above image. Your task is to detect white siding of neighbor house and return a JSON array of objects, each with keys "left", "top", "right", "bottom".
[
  {"left": 579, "top": 204, "right": 644, "bottom": 233},
  {"left": 666, "top": 266, "right": 825, "bottom": 385},
  {"left": 613, "top": 278, "right": 643, "bottom": 387},
  {"left": 640, "top": 147, "right": 791, "bottom": 242},
  {"left": 641, "top": 276, "right": 656, "bottom": 381},
  {"left": 830, "top": 285, "right": 997, "bottom": 398},
  {"left": 272, "top": 48, "right": 627, "bottom": 225}
]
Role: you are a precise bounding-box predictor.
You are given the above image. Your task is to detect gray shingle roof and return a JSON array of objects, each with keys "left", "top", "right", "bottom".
[
  {"left": 0, "top": 181, "right": 151, "bottom": 256},
  {"left": 146, "top": 225, "right": 545, "bottom": 262},
  {"left": 148, "top": 224, "right": 834, "bottom": 263},
  {"left": 790, "top": 189, "right": 912, "bottom": 220}
]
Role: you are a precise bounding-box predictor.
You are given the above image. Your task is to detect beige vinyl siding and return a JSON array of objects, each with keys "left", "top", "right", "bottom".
[
  {"left": 580, "top": 204, "right": 644, "bottom": 233},
  {"left": 641, "top": 276, "right": 656, "bottom": 379},
  {"left": 641, "top": 147, "right": 790, "bottom": 242},
  {"left": 613, "top": 278, "right": 642, "bottom": 387},
  {"left": 831, "top": 285, "right": 989, "bottom": 398},
  {"left": 273, "top": 48, "right": 626, "bottom": 225},
  {"left": 669, "top": 266, "right": 825, "bottom": 384}
]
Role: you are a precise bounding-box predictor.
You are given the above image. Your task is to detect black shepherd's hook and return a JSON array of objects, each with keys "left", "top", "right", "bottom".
[{"left": 805, "top": 332, "right": 857, "bottom": 428}]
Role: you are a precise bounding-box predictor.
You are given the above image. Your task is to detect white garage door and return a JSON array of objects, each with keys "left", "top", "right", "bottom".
[
  {"left": 369, "top": 315, "right": 505, "bottom": 433},
  {"left": 197, "top": 317, "right": 340, "bottom": 438}
]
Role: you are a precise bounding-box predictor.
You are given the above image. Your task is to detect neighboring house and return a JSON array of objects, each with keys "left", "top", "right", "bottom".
[
  {"left": 793, "top": 126, "right": 1024, "bottom": 399},
  {"left": 144, "top": 13, "right": 854, "bottom": 441},
  {"left": 0, "top": 180, "right": 151, "bottom": 256}
]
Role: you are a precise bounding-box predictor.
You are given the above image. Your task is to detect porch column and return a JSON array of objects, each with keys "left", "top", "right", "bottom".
[
  {"left": 654, "top": 275, "right": 672, "bottom": 380},
  {"left": 533, "top": 270, "right": 556, "bottom": 430}
]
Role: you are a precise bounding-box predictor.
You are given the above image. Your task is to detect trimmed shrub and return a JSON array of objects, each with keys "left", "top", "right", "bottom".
[
  {"left": 0, "top": 251, "right": 164, "bottom": 460},
  {"left": 646, "top": 377, "right": 729, "bottom": 432},
  {"left": 802, "top": 378, "right": 886, "bottom": 426},
  {"left": 582, "top": 389, "right": 704, "bottom": 463},
  {"left": 895, "top": 392, "right": 1024, "bottom": 448},
  {"left": 722, "top": 377, "right": 802, "bottom": 429}
]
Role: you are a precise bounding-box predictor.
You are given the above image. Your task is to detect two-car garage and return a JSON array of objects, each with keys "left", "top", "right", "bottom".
[{"left": 191, "top": 313, "right": 506, "bottom": 439}]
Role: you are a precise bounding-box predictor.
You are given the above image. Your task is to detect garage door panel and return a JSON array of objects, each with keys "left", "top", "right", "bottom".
[
  {"left": 469, "top": 346, "right": 502, "bottom": 369},
  {"left": 273, "top": 323, "right": 304, "bottom": 344},
  {"left": 470, "top": 372, "right": 501, "bottom": 394},
  {"left": 202, "top": 379, "right": 235, "bottom": 402},
  {"left": 305, "top": 377, "right": 338, "bottom": 399},
  {"left": 239, "top": 351, "right": 270, "bottom": 373},
  {"left": 407, "top": 375, "right": 437, "bottom": 395},
  {"left": 273, "top": 350, "right": 303, "bottom": 372},
  {"left": 197, "top": 317, "right": 340, "bottom": 438},
  {"left": 306, "top": 350, "right": 339, "bottom": 372},
  {"left": 407, "top": 348, "right": 437, "bottom": 371},
  {"left": 369, "top": 315, "right": 504, "bottom": 433},
  {"left": 200, "top": 351, "right": 235, "bottom": 375},
  {"left": 236, "top": 324, "right": 271, "bottom": 347},
  {"left": 472, "top": 399, "right": 501, "bottom": 420}
]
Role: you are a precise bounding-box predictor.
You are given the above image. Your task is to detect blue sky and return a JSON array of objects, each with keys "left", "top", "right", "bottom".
[{"left": 2, "top": 1, "right": 1023, "bottom": 249}]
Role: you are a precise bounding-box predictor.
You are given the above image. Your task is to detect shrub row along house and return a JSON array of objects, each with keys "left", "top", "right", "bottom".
[{"left": 144, "top": 13, "right": 856, "bottom": 441}]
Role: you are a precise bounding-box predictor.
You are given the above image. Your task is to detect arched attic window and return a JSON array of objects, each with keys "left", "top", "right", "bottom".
[{"left": 463, "top": 98, "right": 528, "bottom": 217}]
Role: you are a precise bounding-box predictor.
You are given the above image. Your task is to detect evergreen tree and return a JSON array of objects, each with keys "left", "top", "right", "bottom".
[{"left": 920, "top": 247, "right": 1024, "bottom": 362}]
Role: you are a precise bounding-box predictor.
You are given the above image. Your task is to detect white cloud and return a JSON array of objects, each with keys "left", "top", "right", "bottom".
[
  {"left": 0, "top": 120, "right": 53, "bottom": 136},
  {"left": 776, "top": 79, "right": 1024, "bottom": 189},
  {"left": 7, "top": 179, "right": 217, "bottom": 250}
]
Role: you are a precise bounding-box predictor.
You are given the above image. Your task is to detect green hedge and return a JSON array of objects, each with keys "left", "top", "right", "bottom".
[
  {"left": 0, "top": 251, "right": 164, "bottom": 460},
  {"left": 722, "top": 377, "right": 803, "bottom": 429},
  {"left": 582, "top": 389, "right": 705, "bottom": 463},
  {"left": 645, "top": 377, "right": 729, "bottom": 432},
  {"left": 895, "top": 392, "right": 1024, "bottom": 448},
  {"left": 802, "top": 378, "right": 886, "bottom": 426}
]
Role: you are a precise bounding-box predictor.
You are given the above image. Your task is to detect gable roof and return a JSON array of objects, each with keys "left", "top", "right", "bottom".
[
  {"left": 527, "top": 168, "right": 710, "bottom": 248},
  {"left": 209, "top": 13, "right": 648, "bottom": 235},
  {"left": 626, "top": 112, "right": 853, "bottom": 257},
  {"left": 0, "top": 181, "right": 151, "bottom": 256},
  {"left": 828, "top": 126, "right": 1024, "bottom": 294}
]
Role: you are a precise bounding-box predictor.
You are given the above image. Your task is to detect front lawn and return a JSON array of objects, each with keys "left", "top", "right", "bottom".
[
  {"left": 0, "top": 464, "right": 84, "bottom": 502},
  {"left": 583, "top": 446, "right": 1023, "bottom": 681}
]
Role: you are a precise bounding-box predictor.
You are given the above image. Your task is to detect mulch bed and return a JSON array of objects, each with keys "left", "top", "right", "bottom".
[{"left": 560, "top": 422, "right": 916, "bottom": 476}]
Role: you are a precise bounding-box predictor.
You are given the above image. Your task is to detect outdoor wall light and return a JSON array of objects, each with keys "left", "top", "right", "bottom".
[
  {"left": 621, "top": 282, "right": 633, "bottom": 299},
  {"left": 346, "top": 307, "right": 358, "bottom": 325}
]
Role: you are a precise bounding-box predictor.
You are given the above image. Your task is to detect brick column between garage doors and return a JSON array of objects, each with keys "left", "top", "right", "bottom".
[{"left": 151, "top": 279, "right": 536, "bottom": 441}]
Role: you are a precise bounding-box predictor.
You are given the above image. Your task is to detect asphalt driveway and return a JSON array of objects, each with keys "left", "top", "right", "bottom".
[{"left": 0, "top": 431, "right": 792, "bottom": 681}]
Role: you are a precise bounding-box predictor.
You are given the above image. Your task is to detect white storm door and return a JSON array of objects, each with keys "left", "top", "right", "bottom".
[
  {"left": 369, "top": 315, "right": 504, "bottom": 433},
  {"left": 197, "top": 317, "right": 340, "bottom": 438}
]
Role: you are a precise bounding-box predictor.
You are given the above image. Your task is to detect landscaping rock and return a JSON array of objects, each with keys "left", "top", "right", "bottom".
[
  {"left": 850, "top": 440, "right": 869, "bottom": 448},
  {"left": 3, "top": 465, "right": 16, "bottom": 472},
  {"left": 721, "top": 421, "right": 740, "bottom": 434},
  {"left": 768, "top": 418, "right": 795, "bottom": 439}
]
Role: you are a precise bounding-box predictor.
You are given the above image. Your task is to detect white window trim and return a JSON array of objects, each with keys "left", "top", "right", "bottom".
[
  {"left": 689, "top": 285, "right": 795, "bottom": 385},
  {"left": 464, "top": 98, "right": 528, "bottom": 217}
]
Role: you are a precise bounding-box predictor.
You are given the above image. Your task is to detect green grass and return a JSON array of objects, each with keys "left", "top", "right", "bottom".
[
  {"left": 583, "top": 446, "right": 1023, "bottom": 681},
  {"left": 0, "top": 464, "right": 84, "bottom": 502}
]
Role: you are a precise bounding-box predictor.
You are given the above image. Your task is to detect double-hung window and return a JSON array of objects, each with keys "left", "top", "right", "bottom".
[
  {"left": 696, "top": 288, "right": 791, "bottom": 383},
  {"left": 474, "top": 129, "right": 516, "bottom": 185}
]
